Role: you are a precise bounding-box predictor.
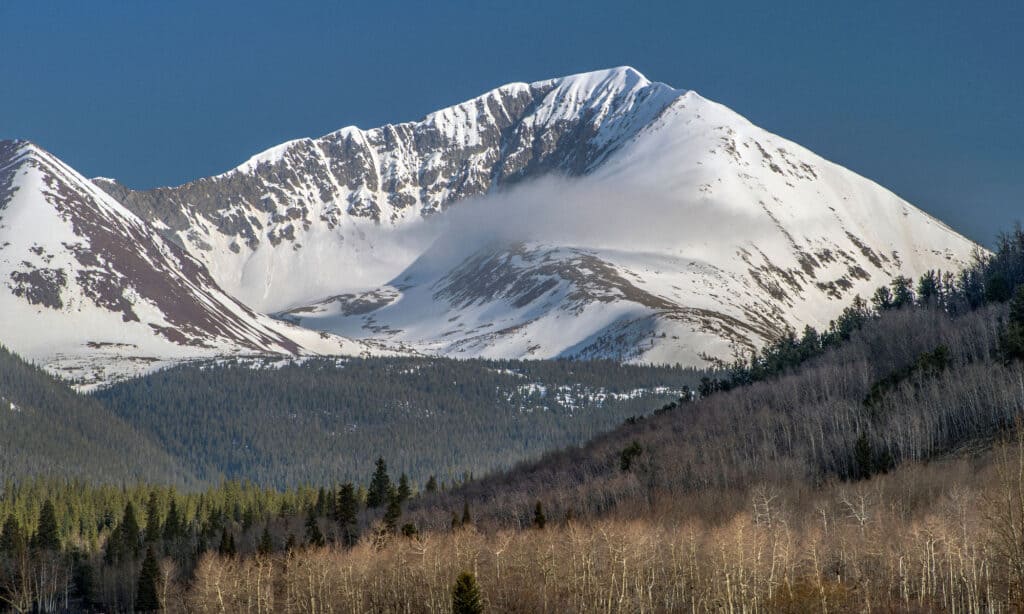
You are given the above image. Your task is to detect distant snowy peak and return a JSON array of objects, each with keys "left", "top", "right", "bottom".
[
  {"left": 97, "top": 67, "right": 691, "bottom": 311},
  {"left": 69, "top": 65, "right": 981, "bottom": 369},
  {"left": 0, "top": 139, "right": 389, "bottom": 386}
]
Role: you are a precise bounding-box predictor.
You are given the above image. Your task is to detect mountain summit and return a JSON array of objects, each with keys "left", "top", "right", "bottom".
[{"left": 1, "top": 68, "right": 978, "bottom": 380}]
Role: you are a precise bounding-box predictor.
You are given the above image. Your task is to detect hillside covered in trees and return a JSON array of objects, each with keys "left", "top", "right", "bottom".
[
  {"left": 5, "top": 228, "right": 1024, "bottom": 611},
  {"left": 93, "top": 358, "right": 701, "bottom": 486},
  {"left": 0, "top": 346, "right": 193, "bottom": 486}
]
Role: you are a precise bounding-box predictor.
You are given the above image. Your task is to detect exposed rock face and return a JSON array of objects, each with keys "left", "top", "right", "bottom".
[{"left": 0, "top": 140, "right": 383, "bottom": 387}]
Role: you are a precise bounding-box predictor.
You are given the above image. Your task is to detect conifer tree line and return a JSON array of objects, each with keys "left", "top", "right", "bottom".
[
  {"left": 91, "top": 356, "right": 702, "bottom": 487},
  {"left": 0, "top": 457, "right": 474, "bottom": 611}
]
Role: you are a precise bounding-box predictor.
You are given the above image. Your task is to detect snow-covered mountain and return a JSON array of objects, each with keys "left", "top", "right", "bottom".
[
  {"left": 1, "top": 67, "right": 978, "bottom": 378},
  {"left": 0, "top": 140, "right": 386, "bottom": 387},
  {"left": 92, "top": 67, "right": 977, "bottom": 366}
]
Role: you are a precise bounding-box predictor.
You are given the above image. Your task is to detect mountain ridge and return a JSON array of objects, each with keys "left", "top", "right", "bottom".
[{"left": 0, "top": 67, "right": 982, "bottom": 380}]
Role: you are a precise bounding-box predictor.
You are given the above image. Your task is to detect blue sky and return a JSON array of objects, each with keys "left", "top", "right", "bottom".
[{"left": 0, "top": 1, "right": 1020, "bottom": 245}]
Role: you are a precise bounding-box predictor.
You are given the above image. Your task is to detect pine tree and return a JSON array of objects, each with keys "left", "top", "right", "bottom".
[
  {"left": 854, "top": 432, "right": 874, "bottom": 480},
  {"left": 315, "top": 487, "right": 328, "bottom": 516},
  {"left": 258, "top": 526, "right": 274, "bottom": 555},
  {"left": 162, "top": 498, "right": 182, "bottom": 543},
  {"left": 121, "top": 501, "right": 142, "bottom": 558},
  {"left": 335, "top": 483, "right": 358, "bottom": 526},
  {"left": 144, "top": 490, "right": 162, "bottom": 544},
  {"left": 0, "top": 514, "right": 26, "bottom": 556},
  {"left": 461, "top": 502, "right": 472, "bottom": 527},
  {"left": 917, "top": 270, "right": 941, "bottom": 307},
  {"left": 871, "top": 285, "right": 894, "bottom": 312},
  {"left": 999, "top": 285, "right": 1024, "bottom": 362},
  {"left": 218, "top": 529, "right": 236, "bottom": 557},
  {"left": 367, "top": 457, "right": 392, "bottom": 509},
  {"left": 451, "top": 571, "right": 484, "bottom": 614},
  {"left": 33, "top": 499, "right": 60, "bottom": 551},
  {"left": 304, "top": 510, "right": 324, "bottom": 547},
  {"left": 425, "top": 475, "right": 438, "bottom": 493},
  {"left": 335, "top": 482, "right": 359, "bottom": 547},
  {"left": 397, "top": 473, "right": 412, "bottom": 503},
  {"left": 891, "top": 276, "right": 915, "bottom": 309},
  {"left": 136, "top": 546, "right": 161, "bottom": 612},
  {"left": 533, "top": 501, "right": 546, "bottom": 529},
  {"left": 383, "top": 487, "right": 402, "bottom": 534}
]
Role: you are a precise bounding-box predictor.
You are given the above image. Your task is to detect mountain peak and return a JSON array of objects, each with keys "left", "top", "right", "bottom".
[{"left": 535, "top": 65, "right": 653, "bottom": 89}]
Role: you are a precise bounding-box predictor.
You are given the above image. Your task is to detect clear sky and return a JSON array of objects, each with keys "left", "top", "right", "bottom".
[{"left": 0, "top": 1, "right": 1020, "bottom": 245}]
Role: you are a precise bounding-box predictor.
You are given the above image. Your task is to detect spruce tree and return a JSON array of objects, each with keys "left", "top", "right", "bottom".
[
  {"left": 335, "top": 482, "right": 359, "bottom": 547},
  {"left": 33, "top": 499, "right": 60, "bottom": 551},
  {"left": 533, "top": 501, "right": 546, "bottom": 530},
  {"left": 335, "top": 483, "right": 358, "bottom": 527},
  {"left": 871, "top": 285, "right": 894, "bottom": 312},
  {"left": 162, "top": 499, "right": 182, "bottom": 543},
  {"left": 257, "top": 526, "right": 274, "bottom": 555},
  {"left": 891, "top": 276, "right": 915, "bottom": 309},
  {"left": 397, "top": 473, "right": 412, "bottom": 503},
  {"left": 383, "top": 487, "right": 402, "bottom": 534},
  {"left": 121, "top": 501, "right": 142, "bottom": 558},
  {"left": 461, "top": 502, "right": 472, "bottom": 527},
  {"left": 305, "top": 510, "right": 324, "bottom": 547},
  {"left": 315, "top": 487, "right": 328, "bottom": 516},
  {"left": 218, "top": 529, "right": 236, "bottom": 557},
  {"left": 854, "top": 432, "right": 874, "bottom": 480},
  {"left": 999, "top": 285, "right": 1024, "bottom": 362},
  {"left": 425, "top": 475, "right": 438, "bottom": 493},
  {"left": 451, "top": 571, "right": 484, "bottom": 614},
  {"left": 144, "top": 491, "right": 162, "bottom": 544},
  {"left": 367, "top": 457, "right": 392, "bottom": 509},
  {"left": 0, "top": 514, "right": 25, "bottom": 555},
  {"left": 136, "top": 546, "right": 161, "bottom": 612}
]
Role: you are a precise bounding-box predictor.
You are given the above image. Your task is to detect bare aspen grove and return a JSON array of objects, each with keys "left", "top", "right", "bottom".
[{"left": 174, "top": 439, "right": 1024, "bottom": 613}]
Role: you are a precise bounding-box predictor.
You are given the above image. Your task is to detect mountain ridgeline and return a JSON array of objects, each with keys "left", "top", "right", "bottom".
[{"left": 0, "top": 67, "right": 979, "bottom": 385}]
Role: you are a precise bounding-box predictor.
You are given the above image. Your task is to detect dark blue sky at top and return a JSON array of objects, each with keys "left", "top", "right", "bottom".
[{"left": 0, "top": 1, "right": 1020, "bottom": 245}]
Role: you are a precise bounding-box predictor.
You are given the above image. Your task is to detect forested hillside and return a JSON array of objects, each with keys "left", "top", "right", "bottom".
[
  {"left": 94, "top": 358, "right": 702, "bottom": 486},
  {"left": 0, "top": 346, "right": 192, "bottom": 485}
]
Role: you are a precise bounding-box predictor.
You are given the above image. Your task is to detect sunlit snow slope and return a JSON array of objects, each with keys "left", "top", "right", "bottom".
[
  {"left": 92, "top": 67, "right": 978, "bottom": 365},
  {"left": 0, "top": 140, "right": 387, "bottom": 387}
]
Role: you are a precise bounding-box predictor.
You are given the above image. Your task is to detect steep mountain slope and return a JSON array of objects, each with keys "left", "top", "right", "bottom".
[
  {"left": 89, "top": 67, "right": 978, "bottom": 366},
  {"left": 95, "top": 68, "right": 685, "bottom": 313},
  {"left": 0, "top": 343, "right": 193, "bottom": 484},
  {"left": 299, "top": 88, "right": 978, "bottom": 364},
  {"left": 0, "top": 140, "right": 384, "bottom": 386}
]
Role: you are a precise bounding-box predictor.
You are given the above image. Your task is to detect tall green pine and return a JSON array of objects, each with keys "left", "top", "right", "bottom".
[
  {"left": 397, "top": 473, "right": 412, "bottom": 503},
  {"left": 383, "top": 487, "right": 402, "bottom": 534},
  {"left": 121, "top": 501, "right": 142, "bottom": 558},
  {"left": 144, "top": 491, "right": 162, "bottom": 544},
  {"left": 305, "top": 510, "right": 325, "bottom": 547},
  {"left": 136, "top": 546, "right": 161, "bottom": 612},
  {"left": 366, "top": 457, "right": 392, "bottom": 509},
  {"left": 33, "top": 499, "right": 60, "bottom": 551},
  {"left": 452, "top": 571, "right": 484, "bottom": 614}
]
